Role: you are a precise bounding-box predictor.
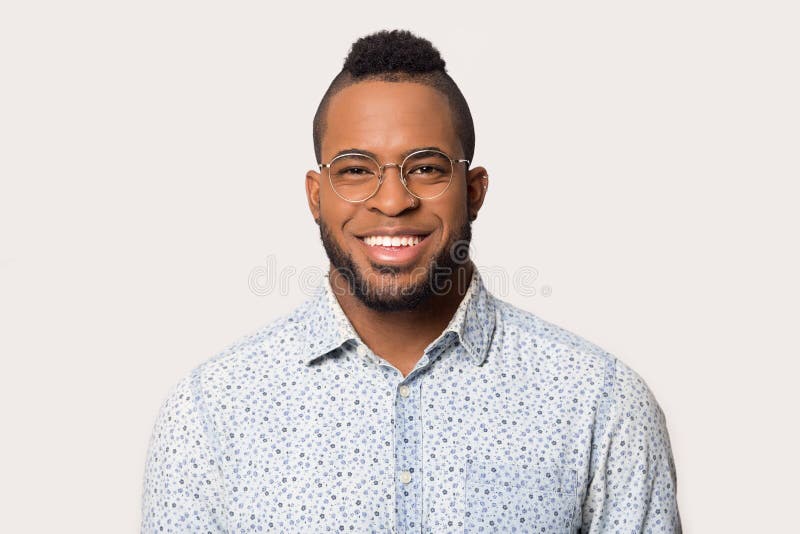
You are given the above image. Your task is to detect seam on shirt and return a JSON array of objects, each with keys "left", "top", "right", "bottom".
[
  {"left": 588, "top": 355, "right": 617, "bottom": 486},
  {"left": 390, "top": 370, "right": 399, "bottom": 534},
  {"left": 190, "top": 365, "right": 230, "bottom": 531},
  {"left": 418, "top": 375, "right": 425, "bottom": 534}
]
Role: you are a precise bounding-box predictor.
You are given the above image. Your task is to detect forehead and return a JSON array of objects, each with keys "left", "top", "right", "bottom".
[{"left": 322, "top": 80, "right": 459, "bottom": 160}]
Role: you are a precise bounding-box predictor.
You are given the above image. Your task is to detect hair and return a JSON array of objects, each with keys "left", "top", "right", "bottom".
[{"left": 312, "top": 29, "right": 475, "bottom": 165}]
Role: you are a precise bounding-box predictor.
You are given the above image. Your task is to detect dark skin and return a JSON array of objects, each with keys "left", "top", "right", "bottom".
[{"left": 305, "top": 80, "right": 489, "bottom": 377}]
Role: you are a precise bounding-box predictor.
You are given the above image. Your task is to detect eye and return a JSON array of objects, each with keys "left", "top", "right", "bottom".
[
  {"left": 339, "top": 167, "right": 372, "bottom": 175},
  {"left": 408, "top": 165, "right": 445, "bottom": 175}
]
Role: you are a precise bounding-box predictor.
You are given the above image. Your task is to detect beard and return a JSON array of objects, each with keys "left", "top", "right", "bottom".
[{"left": 319, "top": 216, "right": 472, "bottom": 312}]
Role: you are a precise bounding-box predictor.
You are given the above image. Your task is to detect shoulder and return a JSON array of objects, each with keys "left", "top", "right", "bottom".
[
  {"left": 490, "top": 297, "right": 671, "bottom": 447},
  {"left": 492, "top": 296, "right": 617, "bottom": 379},
  {"left": 159, "top": 294, "right": 319, "bottom": 412},
  {"left": 606, "top": 355, "right": 668, "bottom": 430},
  {"left": 490, "top": 297, "right": 666, "bottom": 414}
]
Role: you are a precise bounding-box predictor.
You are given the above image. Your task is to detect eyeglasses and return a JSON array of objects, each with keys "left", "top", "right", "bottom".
[{"left": 318, "top": 148, "right": 470, "bottom": 203}]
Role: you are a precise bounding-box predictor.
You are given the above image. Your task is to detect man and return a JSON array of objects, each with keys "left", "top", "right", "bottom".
[{"left": 142, "top": 29, "right": 682, "bottom": 533}]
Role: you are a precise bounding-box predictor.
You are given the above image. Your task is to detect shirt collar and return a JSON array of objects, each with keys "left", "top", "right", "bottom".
[{"left": 302, "top": 268, "right": 496, "bottom": 367}]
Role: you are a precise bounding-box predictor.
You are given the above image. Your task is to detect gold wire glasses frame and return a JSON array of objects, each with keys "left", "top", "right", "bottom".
[{"left": 318, "top": 148, "right": 470, "bottom": 203}]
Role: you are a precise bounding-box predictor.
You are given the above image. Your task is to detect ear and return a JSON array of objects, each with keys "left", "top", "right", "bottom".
[
  {"left": 465, "top": 166, "right": 489, "bottom": 221},
  {"left": 306, "top": 169, "right": 322, "bottom": 225}
]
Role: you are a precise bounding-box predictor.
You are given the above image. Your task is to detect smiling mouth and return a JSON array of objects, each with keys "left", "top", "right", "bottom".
[{"left": 361, "top": 235, "right": 428, "bottom": 247}]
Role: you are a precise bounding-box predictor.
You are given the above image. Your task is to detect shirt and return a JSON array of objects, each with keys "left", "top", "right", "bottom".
[{"left": 141, "top": 268, "right": 682, "bottom": 533}]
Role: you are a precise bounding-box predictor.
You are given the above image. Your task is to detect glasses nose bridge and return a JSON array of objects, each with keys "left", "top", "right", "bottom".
[
  {"left": 377, "top": 161, "right": 404, "bottom": 182},
  {"left": 370, "top": 160, "right": 415, "bottom": 203}
]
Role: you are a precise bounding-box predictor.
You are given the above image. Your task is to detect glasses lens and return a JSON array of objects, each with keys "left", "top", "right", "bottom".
[
  {"left": 403, "top": 150, "right": 453, "bottom": 199},
  {"left": 328, "top": 154, "right": 380, "bottom": 201}
]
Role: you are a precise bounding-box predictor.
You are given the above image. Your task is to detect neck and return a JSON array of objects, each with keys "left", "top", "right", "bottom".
[{"left": 329, "top": 262, "right": 475, "bottom": 377}]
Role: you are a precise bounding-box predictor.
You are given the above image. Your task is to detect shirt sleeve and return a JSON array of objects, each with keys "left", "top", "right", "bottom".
[
  {"left": 581, "top": 358, "right": 682, "bottom": 533},
  {"left": 141, "top": 370, "right": 228, "bottom": 533}
]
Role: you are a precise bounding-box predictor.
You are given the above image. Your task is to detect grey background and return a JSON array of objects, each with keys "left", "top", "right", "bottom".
[{"left": 1, "top": 1, "right": 798, "bottom": 531}]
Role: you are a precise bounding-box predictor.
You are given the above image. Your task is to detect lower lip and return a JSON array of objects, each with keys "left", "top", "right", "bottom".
[{"left": 358, "top": 235, "right": 431, "bottom": 265}]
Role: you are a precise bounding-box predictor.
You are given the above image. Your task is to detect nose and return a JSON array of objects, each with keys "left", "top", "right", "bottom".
[{"left": 365, "top": 164, "right": 417, "bottom": 216}]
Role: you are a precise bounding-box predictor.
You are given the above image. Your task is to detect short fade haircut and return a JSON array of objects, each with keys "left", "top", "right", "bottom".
[{"left": 312, "top": 29, "right": 475, "bottom": 166}]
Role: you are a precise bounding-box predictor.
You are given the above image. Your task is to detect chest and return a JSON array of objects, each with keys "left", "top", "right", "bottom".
[{"left": 213, "top": 362, "right": 589, "bottom": 532}]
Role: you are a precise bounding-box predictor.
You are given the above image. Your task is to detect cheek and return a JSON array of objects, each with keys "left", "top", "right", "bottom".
[
  {"left": 429, "top": 199, "right": 468, "bottom": 237},
  {"left": 320, "top": 193, "right": 357, "bottom": 230}
]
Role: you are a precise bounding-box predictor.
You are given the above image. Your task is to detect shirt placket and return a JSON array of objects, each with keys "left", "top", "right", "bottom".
[
  {"left": 352, "top": 340, "right": 429, "bottom": 533},
  {"left": 394, "top": 371, "right": 423, "bottom": 533}
]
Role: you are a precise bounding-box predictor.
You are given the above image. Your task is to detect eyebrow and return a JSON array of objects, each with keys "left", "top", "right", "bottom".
[{"left": 330, "top": 146, "right": 448, "bottom": 161}]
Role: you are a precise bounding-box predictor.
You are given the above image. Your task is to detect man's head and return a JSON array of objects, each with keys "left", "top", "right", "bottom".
[{"left": 306, "top": 29, "right": 489, "bottom": 312}]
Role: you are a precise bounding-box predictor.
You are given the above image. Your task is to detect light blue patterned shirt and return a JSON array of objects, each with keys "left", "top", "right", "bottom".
[{"left": 142, "top": 269, "right": 681, "bottom": 533}]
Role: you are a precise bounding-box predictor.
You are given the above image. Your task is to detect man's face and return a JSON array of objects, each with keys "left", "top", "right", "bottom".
[{"left": 306, "top": 80, "right": 487, "bottom": 311}]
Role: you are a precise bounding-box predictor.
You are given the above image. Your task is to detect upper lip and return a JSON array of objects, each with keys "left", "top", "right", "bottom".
[{"left": 355, "top": 227, "right": 432, "bottom": 238}]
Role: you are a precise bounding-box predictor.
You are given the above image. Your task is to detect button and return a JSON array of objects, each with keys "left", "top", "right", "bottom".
[
  {"left": 398, "top": 385, "right": 410, "bottom": 398},
  {"left": 356, "top": 345, "right": 366, "bottom": 357},
  {"left": 399, "top": 470, "right": 412, "bottom": 484}
]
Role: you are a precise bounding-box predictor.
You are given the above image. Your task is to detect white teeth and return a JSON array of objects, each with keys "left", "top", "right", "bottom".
[{"left": 361, "top": 235, "right": 425, "bottom": 247}]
